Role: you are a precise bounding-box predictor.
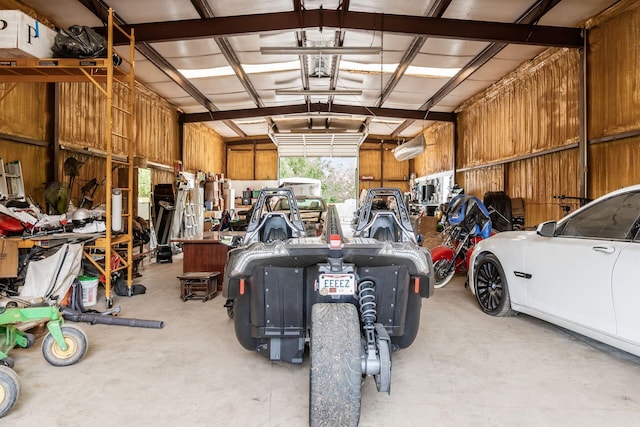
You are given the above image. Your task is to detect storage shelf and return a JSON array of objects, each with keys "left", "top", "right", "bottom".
[
  {"left": 0, "top": 57, "right": 130, "bottom": 83},
  {"left": 0, "top": 8, "right": 136, "bottom": 307}
]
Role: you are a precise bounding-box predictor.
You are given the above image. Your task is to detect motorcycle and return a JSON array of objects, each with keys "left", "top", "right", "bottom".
[{"left": 431, "top": 194, "right": 492, "bottom": 288}]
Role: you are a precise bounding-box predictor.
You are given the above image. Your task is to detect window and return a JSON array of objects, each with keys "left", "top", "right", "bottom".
[{"left": 557, "top": 191, "right": 640, "bottom": 240}]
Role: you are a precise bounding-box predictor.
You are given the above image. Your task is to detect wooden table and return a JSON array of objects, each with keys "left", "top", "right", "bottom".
[{"left": 172, "top": 232, "right": 238, "bottom": 288}]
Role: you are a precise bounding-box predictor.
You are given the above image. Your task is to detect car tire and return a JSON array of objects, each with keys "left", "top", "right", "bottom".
[
  {"left": 233, "top": 293, "right": 258, "bottom": 351},
  {"left": 474, "top": 254, "right": 515, "bottom": 316},
  {"left": 309, "top": 303, "right": 361, "bottom": 427}
]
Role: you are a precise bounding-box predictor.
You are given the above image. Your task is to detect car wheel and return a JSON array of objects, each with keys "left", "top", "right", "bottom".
[
  {"left": 474, "top": 254, "right": 514, "bottom": 316},
  {"left": 391, "top": 291, "right": 421, "bottom": 349},
  {"left": 309, "top": 303, "right": 361, "bottom": 427},
  {"left": 233, "top": 293, "right": 258, "bottom": 351}
]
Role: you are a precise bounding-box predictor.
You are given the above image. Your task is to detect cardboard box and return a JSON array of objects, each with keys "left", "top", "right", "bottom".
[
  {"left": 0, "top": 10, "right": 57, "bottom": 58},
  {"left": 0, "top": 239, "right": 18, "bottom": 278}
]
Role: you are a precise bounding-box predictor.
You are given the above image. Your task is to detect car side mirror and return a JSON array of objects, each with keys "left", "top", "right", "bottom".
[{"left": 536, "top": 221, "right": 557, "bottom": 237}]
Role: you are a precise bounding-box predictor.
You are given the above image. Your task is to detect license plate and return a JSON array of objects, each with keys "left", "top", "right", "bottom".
[{"left": 318, "top": 273, "right": 356, "bottom": 296}]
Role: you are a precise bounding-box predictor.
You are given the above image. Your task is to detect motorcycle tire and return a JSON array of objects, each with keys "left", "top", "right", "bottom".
[{"left": 433, "top": 258, "right": 456, "bottom": 288}]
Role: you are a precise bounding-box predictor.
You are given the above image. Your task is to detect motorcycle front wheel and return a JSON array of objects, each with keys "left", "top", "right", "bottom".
[{"left": 433, "top": 258, "right": 456, "bottom": 288}]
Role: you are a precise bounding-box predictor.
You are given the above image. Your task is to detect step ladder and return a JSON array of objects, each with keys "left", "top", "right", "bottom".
[
  {"left": 183, "top": 202, "right": 198, "bottom": 238},
  {"left": 0, "top": 159, "right": 25, "bottom": 201}
]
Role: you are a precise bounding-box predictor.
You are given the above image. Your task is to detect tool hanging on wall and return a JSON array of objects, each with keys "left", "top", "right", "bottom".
[
  {"left": 63, "top": 157, "right": 83, "bottom": 212},
  {"left": 79, "top": 177, "right": 104, "bottom": 209}
]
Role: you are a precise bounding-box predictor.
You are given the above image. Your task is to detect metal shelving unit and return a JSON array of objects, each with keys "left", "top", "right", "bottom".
[{"left": 0, "top": 9, "right": 135, "bottom": 308}]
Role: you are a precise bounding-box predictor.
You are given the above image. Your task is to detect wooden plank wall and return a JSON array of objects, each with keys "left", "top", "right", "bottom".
[
  {"left": 413, "top": 0, "right": 640, "bottom": 228},
  {"left": 184, "top": 122, "right": 225, "bottom": 175},
  {"left": 226, "top": 141, "right": 278, "bottom": 180},
  {"left": 456, "top": 47, "right": 581, "bottom": 226},
  {"left": 586, "top": 0, "right": 640, "bottom": 194},
  {"left": 413, "top": 122, "right": 455, "bottom": 176},
  {"left": 1, "top": 78, "right": 226, "bottom": 210},
  {"left": 358, "top": 142, "right": 409, "bottom": 192}
]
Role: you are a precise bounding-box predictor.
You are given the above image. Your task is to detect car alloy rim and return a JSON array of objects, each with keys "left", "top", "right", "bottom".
[{"left": 476, "top": 261, "right": 503, "bottom": 310}]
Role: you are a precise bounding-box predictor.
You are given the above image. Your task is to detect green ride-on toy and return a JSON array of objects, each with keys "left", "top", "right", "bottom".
[{"left": 0, "top": 305, "right": 88, "bottom": 418}]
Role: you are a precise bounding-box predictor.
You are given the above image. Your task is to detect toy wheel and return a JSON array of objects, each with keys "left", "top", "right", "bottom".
[
  {"left": 310, "top": 303, "right": 361, "bottom": 427},
  {"left": 0, "top": 366, "right": 19, "bottom": 418},
  {"left": 0, "top": 357, "right": 14, "bottom": 369},
  {"left": 41, "top": 325, "right": 89, "bottom": 367}
]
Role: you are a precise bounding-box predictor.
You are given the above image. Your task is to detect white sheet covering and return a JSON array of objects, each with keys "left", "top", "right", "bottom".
[{"left": 20, "top": 243, "right": 83, "bottom": 301}]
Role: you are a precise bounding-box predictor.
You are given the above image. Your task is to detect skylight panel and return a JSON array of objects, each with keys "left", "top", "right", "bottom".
[{"left": 179, "top": 61, "right": 300, "bottom": 78}]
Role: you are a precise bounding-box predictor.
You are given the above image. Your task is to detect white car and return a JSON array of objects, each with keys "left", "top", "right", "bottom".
[{"left": 468, "top": 184, "right": 640, "bottom": 357}]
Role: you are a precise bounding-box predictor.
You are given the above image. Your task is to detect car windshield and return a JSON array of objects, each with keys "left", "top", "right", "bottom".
[{"left": 274, "top": 197, "right": 325, "bottom": 211}]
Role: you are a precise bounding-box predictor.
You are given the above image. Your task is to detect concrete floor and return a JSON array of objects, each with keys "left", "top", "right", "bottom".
[{"left": 5, "top": 253, "right": 640, "bottom": 426}]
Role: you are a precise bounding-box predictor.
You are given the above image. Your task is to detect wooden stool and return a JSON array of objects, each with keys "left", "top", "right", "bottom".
[{"left": 177, "top": 272, "right": 220, "bottom": 302}]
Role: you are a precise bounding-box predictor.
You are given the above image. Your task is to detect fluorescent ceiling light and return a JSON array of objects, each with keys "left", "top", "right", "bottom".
[
  {"left": 276, "top": 89, "right": 363, "bottom": 96},
  {"left": 233, "top": 118, "right": 267, "bottom": 125},
  {"left": 179, "top": 60, "right": 300, "bottom": 79},
  {"left": 340, "top": 60, "right": 460, "bottom": 78},
  {"left": 261, "top": 46, "right": 381, "bottom": 55},
  {"left": 371, "top": 117, "right": 405, "bottom": 125}
]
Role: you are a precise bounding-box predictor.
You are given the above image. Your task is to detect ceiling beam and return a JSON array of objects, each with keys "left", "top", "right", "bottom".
[
  {"left": 183, "top": 103, "right": 455, "bottom": 123},
  {"left": 390, "top": 0, "right": 565, "bottom": 137},
  {"left": 76, "top": 0, "right": 246, "bottom": 138},
  {"left": 376, "top": 0, "right": 452, "bottom": 107},
  {"left": 190, "top": 0, "right": 264, "bottom": 109},
  {"left": 103, "top": 10, "right": 583, "bottom": 48}
]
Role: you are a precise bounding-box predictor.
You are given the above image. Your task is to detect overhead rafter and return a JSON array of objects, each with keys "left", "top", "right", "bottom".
[
  {"left": 77, "top": 0, "right": 246, "bottom": 137},
  {"left": 391, "top": 0, "right": 566, "bottom": 137},
  {"left": 183, "top": 103, "right": 455, "bottom": 123},
  {"left": 376, "top": 0, "right": 452, "bottom": 108},
  {"left": 103, "top": 10, "right": 583, "bottom": 48}
]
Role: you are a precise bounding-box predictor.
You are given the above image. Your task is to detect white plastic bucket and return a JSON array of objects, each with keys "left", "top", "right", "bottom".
[{"left": 78, "top": 276, "right": 99, "bottom": 307}]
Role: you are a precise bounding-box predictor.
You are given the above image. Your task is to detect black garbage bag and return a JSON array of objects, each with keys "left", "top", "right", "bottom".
[{"left": 52, "top": 25, "right": 108, "bottom": 58}]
